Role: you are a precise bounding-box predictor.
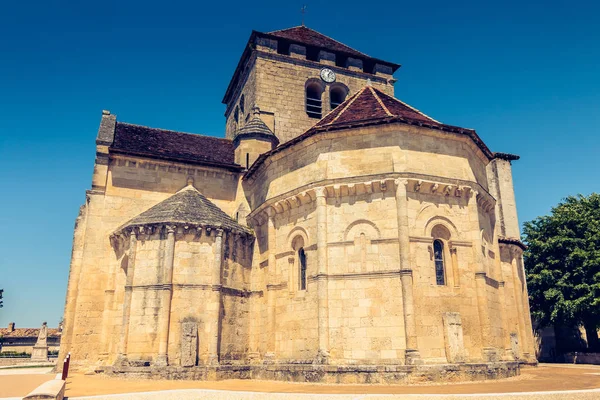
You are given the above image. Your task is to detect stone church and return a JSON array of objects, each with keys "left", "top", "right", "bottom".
[{"left": 59, "top": 26, "right": 536, "bottom": 382}]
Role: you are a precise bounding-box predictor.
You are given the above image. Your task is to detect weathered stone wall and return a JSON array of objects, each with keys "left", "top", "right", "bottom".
[
  {"left": 226, "top": 51, "right": 394, "bottom": 143},
  {"left": 59, "top": 154, "right": 243, "bottom": 369},
  {"left": 234, "top": 138, "right": 273, "bottom": 169},
  {"left": 243, "top": 122, "right": 534, "bottom": 365},
  {"left": 244, "top": 124, "right": 490, "bottom": 210}
]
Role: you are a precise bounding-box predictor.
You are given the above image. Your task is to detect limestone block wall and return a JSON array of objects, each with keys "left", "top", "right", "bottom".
[
  {"left": 59, "top": 155, "right": 242, "bottom": 368},
  {"left": 271, "top": 202, "right": 319, "bottom": 361},
  {"left": 219, "top": 234, "right": 254, "bottom": 363},
  {"left": 226, "top": 56, "right": 258, "bottom": 137},
  {"left": 226, "top": 53, "right": 394, "bottom": 143},
  {"left": 107, "top": 157, "right": 240, "bottom": 215},
  {"left": 243, "top": 121, "right": 534, "bottom": 365},
  {"left": 244, "top": 125, "right": 490, "bottom": 210},
  {"left": 165, "top": 234, "right": 217, "bottom": 366}
]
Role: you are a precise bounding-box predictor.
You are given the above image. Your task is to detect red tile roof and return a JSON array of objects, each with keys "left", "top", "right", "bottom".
[
  {"left": 0, "top": 328, "right": 60, "bottom": 338},
  {"left": 315, "top": 86, "right": 440, "bottom": 128},
  {"left": 110, "top": 123, "right": 242, "bottom": 171},
  {"left": 244, "top": 85, "right": 496, "bottom": 179},
  {"left": 268, "top": 26, "right": 368, "bottom": 58}
]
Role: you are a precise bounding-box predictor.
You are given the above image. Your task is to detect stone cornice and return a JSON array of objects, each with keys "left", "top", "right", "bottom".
[
  {"left": 498, "top": 236, "right": 527, "bottom": 251},
  {"left": 247, "top": 173, "right": 496, "bottom": 226},
  {"left": 110, "top": 223, "right": 254, "bottom": 246},
  {"left": 493, "top": 152, "right": 520, "bottom": 162},
  {"left": 109, "top": 153, "right": 241, "bottom": 179}
]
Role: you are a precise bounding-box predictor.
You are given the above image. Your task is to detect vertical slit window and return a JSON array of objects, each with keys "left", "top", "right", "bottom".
[
  {"left": 434, "top": 240, "right": 445, "bottom": 285},
  {"left": 299, "top": 248, "right": 307, "bottom": 290},
  {"left": 246, "top": 153, "right": 250, "bottom": 169}
]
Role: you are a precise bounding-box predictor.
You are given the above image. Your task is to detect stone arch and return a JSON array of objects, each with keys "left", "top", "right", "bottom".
[
  {"left": 344, "top": 219, "right": 381, "bottom": 241},
  {"left": 287, "top": 226, "right": 309, "bottom": 249},
  {"left": 431, "top": 224, "right": 451, "bottom": 241},
  {"left": 424, "top": 216, "right": 458, "bottom": 238},
  {"left": 329, "top": 82, "right": 349, "bottom": 109},
  {"left": 305, "top": 78, "right": 325, "bottom": 119}
]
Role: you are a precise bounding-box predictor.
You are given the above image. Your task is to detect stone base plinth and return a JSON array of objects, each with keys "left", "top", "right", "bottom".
[
  {"left": 30, "top": 346, "right": 49, "bottom": 362},
  {"left": 98, "top": 361, "right": 520, "bottom": 384}
]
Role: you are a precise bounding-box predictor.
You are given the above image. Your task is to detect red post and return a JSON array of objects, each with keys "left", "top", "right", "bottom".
[{"left": 61, "top": 353, "right": 71, "bottom": 380}]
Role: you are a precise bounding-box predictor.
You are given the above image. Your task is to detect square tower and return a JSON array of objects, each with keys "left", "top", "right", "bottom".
[{"left": 222, "top": 26, "right": 400, "bottom": 143}]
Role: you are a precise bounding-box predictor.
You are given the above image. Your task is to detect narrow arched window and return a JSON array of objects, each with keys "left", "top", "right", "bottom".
[
  {"left": 239, "top": 94, "right": 245, "bottom": 114},
  {"left": 306, "top": 83, "right": 323, "bottom": 119},
  {"left": 234, "top": 106, "right": 239, "bottom": 123},
  {"left": 245, "top": 153, "right": 250, "bottom": 169},
  {"left": 299, "top": 247, "right": 307, "bottom": 290},
  {"left": 330, "top": 86, "right": 347, "bottom": 110},
  {"left": 433, "top": 239, "right": 445, "bottom": 285}
]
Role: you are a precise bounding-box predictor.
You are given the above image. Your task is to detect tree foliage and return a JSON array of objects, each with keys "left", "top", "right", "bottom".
[{"left": 523, "top": 193, "right": 600, "bottom": 350}]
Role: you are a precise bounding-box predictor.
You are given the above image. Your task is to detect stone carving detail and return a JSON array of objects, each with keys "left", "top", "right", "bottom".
[
  {"left": 442, "top": 312, "right": 466, "bottom": 363},
  {"left": 31, "top": 322, "right": 49, "bottom": 362},
  {"left": 180, "top": 321, "right": 198, "bottom": 367}
]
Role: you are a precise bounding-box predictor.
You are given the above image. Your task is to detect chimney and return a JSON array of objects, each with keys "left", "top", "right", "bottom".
[{"left": 8, "top": 322, "right": 15, "bottom": 332}]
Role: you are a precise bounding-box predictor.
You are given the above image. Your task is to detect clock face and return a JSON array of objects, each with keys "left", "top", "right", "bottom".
[{"left": 320, "top": 68, "right": 336, "bottom": 83}]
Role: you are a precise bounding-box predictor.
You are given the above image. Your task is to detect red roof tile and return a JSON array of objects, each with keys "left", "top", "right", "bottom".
[
  {"left": 316, "top": 86, "right": 440, "bottom": 128},
  {"left": 268, "top": 26, "right": 368, "bottom": 58},
  {"left": 110, "top": 123, "right": 242, "bottom": 170},
  {"left": 244, "top": 85, "right": 496, "bottom": 179}
]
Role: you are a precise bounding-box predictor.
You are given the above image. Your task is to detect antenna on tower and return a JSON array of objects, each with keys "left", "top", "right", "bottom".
[{"left": 301, "top": 5, "right": 307, "bottom": 26}]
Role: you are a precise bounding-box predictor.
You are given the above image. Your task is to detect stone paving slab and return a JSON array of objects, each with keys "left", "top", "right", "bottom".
[{"left": 67, "top": 388, "right": 600, "bottom": 400}]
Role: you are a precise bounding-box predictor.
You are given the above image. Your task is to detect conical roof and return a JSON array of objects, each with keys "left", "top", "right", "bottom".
[
  {"left": 115, "top": 185, "right": 250, "bottom": 235},
  {"left": 236, "top": 116, "right": 274, "bottom": 137},
  {"left": 233, "top": 106, "right": 279, "bottom": 147}
]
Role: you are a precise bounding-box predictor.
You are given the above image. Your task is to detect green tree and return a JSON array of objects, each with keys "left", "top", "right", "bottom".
[{"left": 523, "top": 193, "right": 600, "bottom": 351}]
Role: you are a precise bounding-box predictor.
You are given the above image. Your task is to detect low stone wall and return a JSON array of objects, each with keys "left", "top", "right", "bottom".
[
  {"left": 0, "top": 357, "right": 31, "bottom": 366},
  {"left": 564, "top": 352, "right": 600, "bottom": 365},
  {"left": 99, "top": 361, "right": 520, "bottom": 384},
  {"left": 0, "top": 357, "right": 56, "bottom": 367}
]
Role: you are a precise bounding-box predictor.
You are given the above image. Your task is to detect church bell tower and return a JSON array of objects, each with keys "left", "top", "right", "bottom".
[{"left": 222, "top": 26, "right": 400, "bottom": 144}]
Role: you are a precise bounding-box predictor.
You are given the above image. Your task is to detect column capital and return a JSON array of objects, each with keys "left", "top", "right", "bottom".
[
  {"left": 166, "top": 225, "right": 176, "bottom": 234},
  {"left": 215, "top": 229, "right": 224, "bottom": 238},
  {"left": 315, "top": 186, "right": 327, "bottom": 198},
  {"left": 394, "top": 178, "right": 409, "bottom": 188}
]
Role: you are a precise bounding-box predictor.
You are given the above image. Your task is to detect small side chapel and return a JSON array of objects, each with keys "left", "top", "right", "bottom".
[{"left": 59, "top": 25, "right": 536, "bottom": 382}]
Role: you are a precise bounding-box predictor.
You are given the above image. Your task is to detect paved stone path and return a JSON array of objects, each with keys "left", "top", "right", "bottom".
[
  {"left": 0, "top": 367, "right": 54, "bottom": 398},
  {"left": 1, "top": 364, "right": 599, "bottom": 400}
]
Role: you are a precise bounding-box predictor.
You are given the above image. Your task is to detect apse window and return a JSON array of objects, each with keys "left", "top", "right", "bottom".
[
  {"left": 433, "top": 239, "right": 446, "bottom": 285},
  {"left": 298, "top": 247, "right": 307, "bottom": 290}
]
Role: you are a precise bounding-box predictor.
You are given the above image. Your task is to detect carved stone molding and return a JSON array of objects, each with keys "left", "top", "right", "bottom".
[
  {"left": 110, "top": 154, "right": 239, "bottom": 179},
  {"left": 247, "top": 174, "right": 497, "bottom": 226}
]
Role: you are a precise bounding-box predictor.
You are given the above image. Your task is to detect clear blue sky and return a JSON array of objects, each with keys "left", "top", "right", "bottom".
[{"left": 0, "top": 0, "right": 598, "bottom": 327}]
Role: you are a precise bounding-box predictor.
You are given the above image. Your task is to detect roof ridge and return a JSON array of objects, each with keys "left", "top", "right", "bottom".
[
  {"left": 303, "top": 26, "right": 369, "bottom": 57},
  {"left": 268, "top": 25, "right": 369, "bottom": 57},
  {"left": 368, "top": 86, "right": 393, "bottom": 117},
  {"left": 327, "top": 87, "right": 367, "bottom": 125},
  {"left": 371, "top": 88, "right": 442, "bottom": 124},
  {"left": 117, "top": 122, "right": 232, "bottom": 142},
  {"left": 268, "top": 25, "right": 304, "bottom": 34}
]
